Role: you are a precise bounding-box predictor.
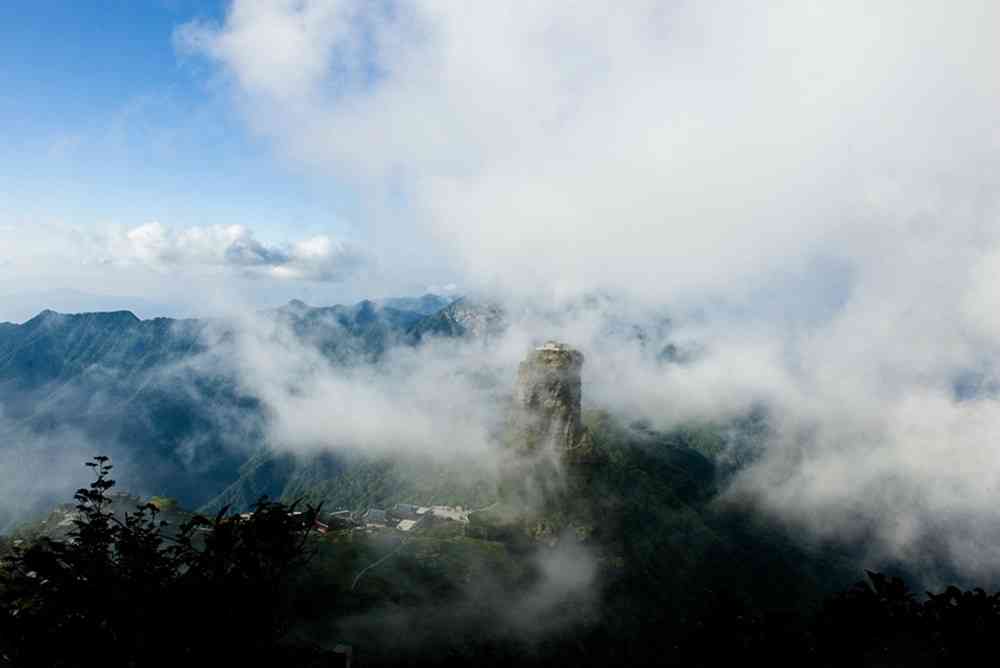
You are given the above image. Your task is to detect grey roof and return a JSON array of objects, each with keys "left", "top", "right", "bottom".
[
  {"left": 394, "top": 503, "right": 420, "bottom": 514},
  {"left": 363, "top": 508, "right": 388, "bottom": 522}
]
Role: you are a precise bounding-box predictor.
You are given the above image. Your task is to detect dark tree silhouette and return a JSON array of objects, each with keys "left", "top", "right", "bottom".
[
  {"left": 0, "top": 456, "right": 332, "bottom": 667},
  {"left": 670, "top": 570, "right": 1000, "bottom": 667},
  {"left": 6, "top": 457, "right": 1000, "bottom": 667},
  {"left": 812, "top": 570, "right": 1000, "bottom": 666}
]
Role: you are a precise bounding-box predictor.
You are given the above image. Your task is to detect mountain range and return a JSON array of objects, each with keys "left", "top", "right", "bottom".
[
  {"left": 0, "top": 294, "right": 469, "bottom": 528},
  {"left": 0, "top": 292, "right": 893, "bottom": 664}
]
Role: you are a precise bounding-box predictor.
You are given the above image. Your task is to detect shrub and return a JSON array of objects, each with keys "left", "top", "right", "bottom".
[{"left": 0, "top": 456, "right": 328, "bottom": 667}]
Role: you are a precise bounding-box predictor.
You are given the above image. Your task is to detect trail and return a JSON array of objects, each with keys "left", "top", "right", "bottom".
[
  {"left": 471, "top": 501, "right": 498, "bottom": 514},
  {"left": 351, "top": 536, "right": 409, "bottom": 591},
  {"left": 350, "top": 500, "right": 498, "bottom": 591}
]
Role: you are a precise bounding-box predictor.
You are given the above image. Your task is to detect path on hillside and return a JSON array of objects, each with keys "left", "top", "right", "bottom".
[
  {"left": 351, "top": 536, "right": 409, "bottom": 591},
  {"left": 351, "top": 500, "right": 499, "bottom": 591},
  {"left": 471, "top": 501, "right": 498, "bottom": 514}
]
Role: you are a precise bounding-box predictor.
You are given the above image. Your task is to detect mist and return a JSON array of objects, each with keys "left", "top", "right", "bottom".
[
  {"left": 3, "top": 0, "right": 1000, "bottom": 646},
  {"left": 0, "top": 419, "right": 101, "bottom": 533},
  {"left": 166, "top": 0, "right": 1000, "bottom": 585},
  {"left": 185, "top": 265, "right": 1000, "bottom": 586}
]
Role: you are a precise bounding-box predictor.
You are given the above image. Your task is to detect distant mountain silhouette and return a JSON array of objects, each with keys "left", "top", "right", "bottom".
[{"left": 0, "top": 288, "right": 181, "bottom": 323}]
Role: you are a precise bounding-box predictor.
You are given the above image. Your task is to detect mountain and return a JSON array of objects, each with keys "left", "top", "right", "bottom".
[
  {"left": 0, "top": 288, "right": 181, "bottom": 323},
  {"left": 1, "top": 300, "right": 981, "bottom": 665},
  {"left": 202, "top": 447, "right": 498, "bottom": 516},
  {"left": 273, "top": 346, "right": 857, "bottom": 664},
  {"left": 0, "top": 293, "right": 696, "bottom": 532},
  {"left": 0, "top": 309, "right": 208, "bottom": 394},
  {"left": 1, "top": 323, "right": 869, "bottom": 666},
  {"left": 375, "top": 293, "right": 455, "bottom": 316},
  {"left": 0, "top": 292, "right": 682, "bottom": 527},
  {"left": 0, "top": 295, "right": 463, "bottom": 529},
  {"left": 0, "top": 309, "right": 252, "bottom": 528},
  {"left": 405, "top": 297, "right": 506, "bottom": 342},
  {"left": 267, "top": 298, "right": 440, "bottom": 364}
]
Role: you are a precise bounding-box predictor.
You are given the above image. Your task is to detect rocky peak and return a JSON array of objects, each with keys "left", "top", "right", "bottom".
[
  {"left": 513, "top": 342, "right": 584, "bottom": 448},
  {"left": 449, "top": 299, "right": 506, "bottom": 338},
  {"left": 405, "top": 297, "right": 506, "bottom": 343},
  {"left": 353, "top": 299, "right": 378, "bottom": 324},
  {"left": 495, "top": 341, "right": 605, "bottom": 530},
  {"left": 510, "top": 341, "right": 598, "bottom": 463}
]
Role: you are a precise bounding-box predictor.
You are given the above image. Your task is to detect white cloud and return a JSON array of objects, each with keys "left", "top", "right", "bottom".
[
  {"left": 109, "top": 221, "right": 366, "bottom": 282},
  {"left": 0, "top": 220, "right": 365, "bottom": 285},
  {"left": 426, "top": 282, "right": 457, "bottom": 294},
  {"left": 223, "top": 309, "right": 506, "bottom": 463},
  {"left": 0, "top": 219, "right": 370, "bottom": 320},
  {"left": 177, "top": 1, "right": 1000, "bottom": 581},
  {"left": 179, "top": 0, "right": 1000, "bottom": 301}
]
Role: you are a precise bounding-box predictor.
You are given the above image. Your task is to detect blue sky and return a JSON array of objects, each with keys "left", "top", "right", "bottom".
[{"left": 0, "top": 1, "right": 359, "bottom": 245}]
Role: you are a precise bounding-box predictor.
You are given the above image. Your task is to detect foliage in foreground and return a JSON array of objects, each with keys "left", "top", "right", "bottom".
[
  {"left": 4, "top": 456, "right": 1000, "bottom": 666},
  {"left": 674, "top": 570, "right": 1000, "bottom": 667},
  {"left": 0, "top": 456, "right": 330, "bottom": 668}
]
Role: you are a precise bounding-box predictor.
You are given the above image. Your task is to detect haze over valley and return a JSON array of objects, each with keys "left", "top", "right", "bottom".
[{"left": 2, "top": 1, "right": 1000, "bottom": 665}]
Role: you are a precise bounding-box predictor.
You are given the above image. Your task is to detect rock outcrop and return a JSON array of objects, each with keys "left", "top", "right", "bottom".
[
  {"left": 509, "top": 341, "right": 600, "bottom": 465},
  {"left": 491, "top": 341, "right": 605, "bottom": 539}
]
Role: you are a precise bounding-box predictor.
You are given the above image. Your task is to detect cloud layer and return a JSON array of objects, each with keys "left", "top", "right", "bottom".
[
  {"left": 179, "top": 0, "right": 1000, "bottom": 301},
  {"left": 176, "top": 1, "right": 1000, "bottom": 584}
]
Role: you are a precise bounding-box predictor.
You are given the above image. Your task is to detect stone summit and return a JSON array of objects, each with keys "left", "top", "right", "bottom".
[{"left": 510, "top": 341, "right": 599, "bottom": 464}]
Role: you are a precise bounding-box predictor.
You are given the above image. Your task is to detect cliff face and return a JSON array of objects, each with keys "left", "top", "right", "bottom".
[
  {"left": 490, "top": 341, "right": 606, "bottom": 541},
  {"left": 509, "top": 342, "right": 600, "bottom": 465},
  {"left": 512, "top": 342, "right": 584, "bottom": 451}
]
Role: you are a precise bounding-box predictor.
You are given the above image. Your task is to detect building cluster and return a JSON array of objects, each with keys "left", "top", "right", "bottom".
[
  {"left": 349, "top": 503, "right": 471, "bottom": 533},
  {"left": 234, "top": 509, "right": 334, "bottom": 534},
  {"left": 227, "top": 504, "right": 471, "bottom": 538}
]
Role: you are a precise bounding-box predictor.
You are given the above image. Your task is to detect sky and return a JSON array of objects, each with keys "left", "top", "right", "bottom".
[
  {"left": 0, "top": 0, "right": 387, "bottom": 316},
  {"left": 4, "top": 0, "right": 1000, "bottom": 582},
  {"left": 3, "top": 1, "right": 998, "bottom": 320}
]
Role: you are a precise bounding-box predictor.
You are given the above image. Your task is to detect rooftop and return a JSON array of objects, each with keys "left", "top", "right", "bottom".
[{"left": 536, "top": 340, "right": 571, "bottom": 352}]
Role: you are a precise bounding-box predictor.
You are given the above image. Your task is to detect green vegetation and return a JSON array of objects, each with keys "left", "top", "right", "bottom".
[
  {"left": 146, "top": 495, "right": 178, "bottom": 511},
  {"left": 240, "top": 410, "right": 859, "bottom": 664},
  {"left": 205, "top": 449, "right": 498, "bottom": 516},
  {"left": 0, "top": 457, "right": 336, "bottom": 667},
  {"left": 4, "top": 415, "right": 1000, "bottom": 665}
]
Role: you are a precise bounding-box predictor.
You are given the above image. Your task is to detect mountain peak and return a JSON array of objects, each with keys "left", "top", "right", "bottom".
[
  {"left": 353, "top": 299, "right": 378, "bottom": 323},
  {"left": 510, "top": 341, "right": 601, "bottom": 466},
  {"left": 21, "top": 309, "right": 142, "bottom": 331},
  {"left": 25, "top": 309, "right": 64, "bottom": 327},
  {"left": 94, "top": 310, "right": 141, "bottom": 323},
  {"left": 513, "top": 341, "right": 585, "bottom": 450},
  {"left": 275, "top": 299, "right": 312, "bottom": 318}
]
